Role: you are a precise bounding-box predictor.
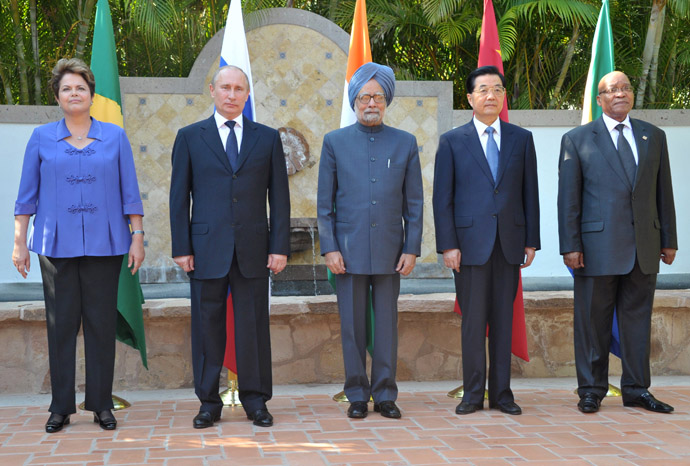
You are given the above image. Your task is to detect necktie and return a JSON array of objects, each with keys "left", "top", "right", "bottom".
[
  {"left": 225, "top": 120, "right": 238, "bottom": 171},
  {"left": 615, "top": 123, "right": 637, "bottom": 186},
  {"left": 485, "top": 126, "right": 499, "bottom": 183}
]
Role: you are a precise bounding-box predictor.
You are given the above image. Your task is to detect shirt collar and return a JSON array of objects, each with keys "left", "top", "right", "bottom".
[
  {"left": 473, "top": 116, "right": 500, "bottom": 136},
  {"left": 56, "top": 117, "right": 103, "bottom": 141},
  {"left": 214, "top": 111, "right": 243, "bottom": 129},
  {"left": 602, "top": 112, "right": 631, "bottom": 133}
]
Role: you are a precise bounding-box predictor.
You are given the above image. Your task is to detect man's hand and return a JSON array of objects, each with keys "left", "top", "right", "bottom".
[
  {"left": 563, "top": 251, "right": 584, "bottom": 269},
  {"left": 443, "top": 249, "right": 461, "bottom": 272},
  {"left": 396, "top": 253, "right": 417, "bottom": 276},
  {"left": 660, "top": 248, "right": 677, "bottom": 265},
  {"left": 521, "top": 247, "right": 536, "bottom": 269},
  {"left": 128, "top": 234, "right": 145, "bottom": 275},
  {"left": 267, "top": 254, "right": 288, "bottom": 274},
  {"left": 173, "top": 255, "right": 195, "bottom": 273},
  {"left": 325, "top": 251, "right": 346, "bottom": 274}
]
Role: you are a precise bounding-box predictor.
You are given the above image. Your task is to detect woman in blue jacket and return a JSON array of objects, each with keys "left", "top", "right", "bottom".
[{"left": 12, "top": 58, "right": 145, "bottom": 433}]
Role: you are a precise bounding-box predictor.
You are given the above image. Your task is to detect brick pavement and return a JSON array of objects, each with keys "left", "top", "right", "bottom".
[{"left": 1, "top": 382, "right": 689, "bottom": 465}]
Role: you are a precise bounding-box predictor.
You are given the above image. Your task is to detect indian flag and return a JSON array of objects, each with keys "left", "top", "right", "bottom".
[{"left": 90, "top": 0, "right": 147, "bottom": 368}]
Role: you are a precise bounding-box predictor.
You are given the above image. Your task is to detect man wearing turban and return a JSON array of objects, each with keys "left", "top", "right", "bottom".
[{"left": 317, "top": 62, "right": 423, "bottom": 419}]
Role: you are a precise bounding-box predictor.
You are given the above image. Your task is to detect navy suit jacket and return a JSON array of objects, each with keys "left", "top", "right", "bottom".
[
  {"left": 169, "top": 115, "right": 290, "bottom": 280},
  {"left": 433, "top": 120, "right": 540, "bottom": 265}
]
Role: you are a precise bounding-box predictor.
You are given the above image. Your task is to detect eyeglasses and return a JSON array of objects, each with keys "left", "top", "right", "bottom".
[
  {"left": 473, "top": 86, "right": 505, "bottom": 97},
  {"left": 599, "top": 86, "right": 633, "bottom": 95},
  {"left": 357, "top": 93, "right": 386, "bottom": 104}
]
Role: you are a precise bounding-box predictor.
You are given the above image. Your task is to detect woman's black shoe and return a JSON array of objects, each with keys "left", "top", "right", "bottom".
[
  {"left": 45, "top": 413, "right": 70, "bottom": 433},
  {"left": 93, "top": 409, "right": 117, "bottom": 430}
]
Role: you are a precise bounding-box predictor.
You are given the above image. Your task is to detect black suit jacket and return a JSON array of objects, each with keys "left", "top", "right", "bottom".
[
  {"left": 433, "top": 120, "right": 540, "bottom": 265},
  {"left": 169, "top": 115, "right": 290, "bottom": 280},
  {"left": 558, "top": 117, "right": 677, "bottom": 276}
]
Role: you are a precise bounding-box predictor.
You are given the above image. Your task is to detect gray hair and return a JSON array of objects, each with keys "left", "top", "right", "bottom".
[{"left": 211, "top": 65, "right": 250, "bottom": 88}]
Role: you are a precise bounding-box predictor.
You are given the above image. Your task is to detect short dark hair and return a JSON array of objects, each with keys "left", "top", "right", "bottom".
[
  {"left": 466, "top": 66, "right": 506, "bottom": 94},
  {"left": 49, "top": 58, "right": 96, "bottom": 98}
]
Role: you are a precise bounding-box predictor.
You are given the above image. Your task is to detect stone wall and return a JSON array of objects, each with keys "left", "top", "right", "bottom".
[{"left": 1, "top": 291, "right": 688, "bottom": 394}]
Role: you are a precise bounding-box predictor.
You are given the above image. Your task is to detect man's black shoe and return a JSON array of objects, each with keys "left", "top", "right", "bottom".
[
  {"left": 374, "top": 401, "right": 401, "bottom": 419},
  {"left": 623, "top": 392, "right": 674, "bottom": 413},
  {"left": 247, "top": 409, "right": 274, "bottom": 427},
  {"left": 577, "top": 393, "right": 601, "bottom": 413},
  {"left": 489, "top": 401, "right": 522, "bottom": 415},
  {"left": 455, "top": 401, "right": 483, "bottom": 415},
  {"left": 347, "top": 401, "right": 368, "bottom": 419},
  {"left": 193, "top": 410, "right": 220, "bottom": 429}
]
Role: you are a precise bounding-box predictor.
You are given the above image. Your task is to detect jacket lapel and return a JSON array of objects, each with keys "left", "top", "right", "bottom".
[
  {"left": 630, "top": 118, "right": 648, "bottom": 191},
  {"left": 461, "top": 121, "right": 494, "bottom": 185},
  {"left": 593, "top": 117, "right": 632, "bottom": 191},
  {"left": 235, "top": 116, "right": 259, "bottom": 172},
  {"left": 200, "top": 115, "right": 232, "bottom": 173}
]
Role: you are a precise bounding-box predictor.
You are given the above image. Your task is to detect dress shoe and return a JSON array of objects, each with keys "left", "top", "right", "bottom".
[
  {"left": 455, "top": 401, "right": 483, "bottom": 415},
  {"left": 93, "top": 409, "right": 117, "bottom": 430},
  {"left": 247, "top": 409, "right": 274, "bottom": 427},
  {"left": 45, "top": 413, "right": 70, "bottom": 433},
  {"left": 347, "top": 401, "right": 368, "bottom": 419},
  {"left": 193, "top": 410, "right": 220, "bottom": 429},
  {"left": 623, "top": 392, "right": 674, "bottom": 413},
  {"left": 577, "top": 393, "right": 601, "bottom": 413},
  {"left": 374, "top": 401, "right": 402, "bottom": 419},
  {"left": 489, "top": 401, "right": 522, "bottom": 415}
]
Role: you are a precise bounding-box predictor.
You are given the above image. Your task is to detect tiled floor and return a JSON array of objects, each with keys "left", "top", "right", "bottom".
[{"left": 1, "top": 380, "right": 689, "bottom": 465}]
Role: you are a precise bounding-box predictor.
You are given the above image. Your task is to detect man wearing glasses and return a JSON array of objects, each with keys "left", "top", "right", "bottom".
[
  {"left": 317, "top": 62, "right": 423, "bottom": 420},
  {"left": 433, "top": 66, "right": 540, "bottom": 416},
  {"left": 558, "top": 71, "right": 677, "bottom": 414}
]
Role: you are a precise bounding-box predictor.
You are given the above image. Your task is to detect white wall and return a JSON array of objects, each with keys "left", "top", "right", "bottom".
[{"left": 1, "top": 119, "right": 688, "bottom": 284}]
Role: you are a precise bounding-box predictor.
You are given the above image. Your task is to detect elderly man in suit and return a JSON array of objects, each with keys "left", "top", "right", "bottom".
[
  {"left": 558, "top": 71, "right": 677, "bottom": 414},
  {"left": 169, "top": 65, "right": 290, "bottom": 428},
  {"left": 317, "top": 62, "right": 423, "bottom": 420},
  {"left": 433, "top": 66, "right": 540, "bottom": 416}
]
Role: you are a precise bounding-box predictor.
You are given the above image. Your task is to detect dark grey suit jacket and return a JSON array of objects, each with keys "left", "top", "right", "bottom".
[
  {"left": 169, "top": 115, "right": 290, "bottom": 280},
  {"left": 433, "top": 120, "right": 541, "bottom": 265},
  {"left": 557, "top": 117, "right": 677, "bottom": 276}
]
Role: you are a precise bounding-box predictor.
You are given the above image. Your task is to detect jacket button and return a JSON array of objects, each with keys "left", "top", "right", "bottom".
[
  {"left": 371, "top": 200, "right": 377, "bottom": 205},
  {"left": 232, "top": 174, "right": 237, "bottom": 179},
  {"left": 233, "top": 198, "right": 238, "bottom": 203},
  {"left": 370, "top": 157, "right": 376, "bottom": 162},
  {"left": 492, "top": 214, "right": 497, "bottom": 218},
  {"left": 494, "top": 189, "right": 499, "bottom": 194},
  {"left": 371, "top": 178, "right": 376, "bottom": 183},
  {"left": 371, "top": 223, "right": 377, "bottom": 227},
  {"left": 370, "top": 137, "right": 375, "bottom": 142}
]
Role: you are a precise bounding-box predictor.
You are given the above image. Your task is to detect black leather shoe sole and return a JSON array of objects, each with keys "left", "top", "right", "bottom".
[
  {"left": 347, "top": 402, "right": 368, "bottom": 419},
  {"left": 455, "top": 402, "right": 483, "bottom": 415},
  {"left": 193, "top": 411, "right": 220, "bottom": 429},
  {"left": 93, "top": 411, "right": 117, "bottom": 430},
  {"left": 623, "top": 393, "right": 674, "bottom": 413},
  {"left": 577, "top": 394, "right": 601, "bottom": 413},
  {"left": 374, "top": 402, "right": 401, "bottom": 419},
  {"left": 489, "top": 402, "right": 522, "bottom": 415},
  {"left": 247, "top": 409, "right": 274, "bottom": 427}
]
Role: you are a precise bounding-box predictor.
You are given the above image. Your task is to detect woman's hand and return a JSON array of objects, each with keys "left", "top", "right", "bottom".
[
  {"left": 12, "top": 243, "right": 30, "bottom": 279},
  {"left": 128, "top": 234, "right": 145, "bottom": 275}
]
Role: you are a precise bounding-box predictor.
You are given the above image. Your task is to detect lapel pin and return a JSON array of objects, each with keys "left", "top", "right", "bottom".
[{"left": 642, "top": 136, "right": 648, "bottom": 140}]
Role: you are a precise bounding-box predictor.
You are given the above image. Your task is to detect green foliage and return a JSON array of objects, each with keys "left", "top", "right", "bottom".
[{"left": 1, "top": 0, "right": 689, "bottom": 109}]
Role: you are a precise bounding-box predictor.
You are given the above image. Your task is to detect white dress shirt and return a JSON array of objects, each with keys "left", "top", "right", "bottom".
[
  {"left": 214, "top": 112, "right": 243, "bottom": 153},
  {"left": 602, "top": 112, "right": 638, "bottom": 164},
  {"left": 472, "top": 116, "right": 502, "bottom": 157}
]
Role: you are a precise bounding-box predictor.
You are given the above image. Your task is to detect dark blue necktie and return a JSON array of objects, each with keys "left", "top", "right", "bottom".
[
  {"left": 615, "top": 123, "right": 637, "bottom": 186},
  {"left": 485, "top": 126, "right": 499, "bottom": 182},
  {"left": 225, "top": 120, "right": 238, "bottom": 171}
]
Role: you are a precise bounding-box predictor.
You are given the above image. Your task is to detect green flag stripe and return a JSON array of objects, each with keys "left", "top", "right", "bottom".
[{"left": 91, "top": 0, "right": 121, "bottom": 106}]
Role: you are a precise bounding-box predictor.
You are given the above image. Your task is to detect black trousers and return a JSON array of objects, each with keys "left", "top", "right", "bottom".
[
  {"left": 454, "top": 241, "right": 519, "bottom": 405},
  {"left": 574, "top": 259, "right": 657, "bottom": 401},
  {"left": 39, "top": 254, "right": 123, "bottom": 415},
  {"left": 189, "top": 255, "right": 272, "bottom": 416}
]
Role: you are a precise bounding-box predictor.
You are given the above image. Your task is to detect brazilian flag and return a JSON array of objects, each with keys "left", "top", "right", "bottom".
[{"left": 91, "top": 0, "right": 148, "bottom": 368}]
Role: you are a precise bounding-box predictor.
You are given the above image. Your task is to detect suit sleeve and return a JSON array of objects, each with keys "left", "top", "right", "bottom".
[
  {"left": 557, "top": 132, "right": 583, "bottom": 255},
  {"left": 432, "top": 134, "right": 459, "bottom": 253},
  {"left": 523, "top": 131, "right": 540, "bottom": 250},
  {"left": 169, "top": 129, "right": 193, "bottom": 257},
  {"left": 656, "top": 130, "right": 677, "bottom": 250},
  {"left": 268, "top": 130, "right": 291, "bottom": 255},
  {"left": 402, "top": 136, "right": 423, "bottom": 256},
  {"left": 316, "top": 134, "right": 339, "bottom": 255}
]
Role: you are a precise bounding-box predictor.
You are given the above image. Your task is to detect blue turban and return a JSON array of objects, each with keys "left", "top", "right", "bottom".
[{"left": 348, "top": 62, "right": 396, "bottom": 109}]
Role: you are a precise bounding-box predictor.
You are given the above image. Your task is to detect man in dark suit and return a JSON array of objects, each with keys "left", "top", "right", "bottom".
[
  {"left": 558, "top": 71, "right": 677, "bottom": 414},
  {"left": 169, "top": 65, "right": 290, "bottom": 428},
  {"left": 433, "top": 66, "right": 540, "bottom": 416}
]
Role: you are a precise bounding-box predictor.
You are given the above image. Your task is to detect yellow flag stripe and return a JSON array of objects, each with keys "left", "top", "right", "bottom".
[{"left": 91, "top": 94, "right": 123, "bottom": 128}]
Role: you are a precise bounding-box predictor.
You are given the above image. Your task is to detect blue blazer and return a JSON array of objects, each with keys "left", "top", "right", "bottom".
[
  {"left": 433, "top": 120, "right": 540, "bottom": 265},
  {"left": 15, "top": 118, "right": 144, "bottom": 258}
]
